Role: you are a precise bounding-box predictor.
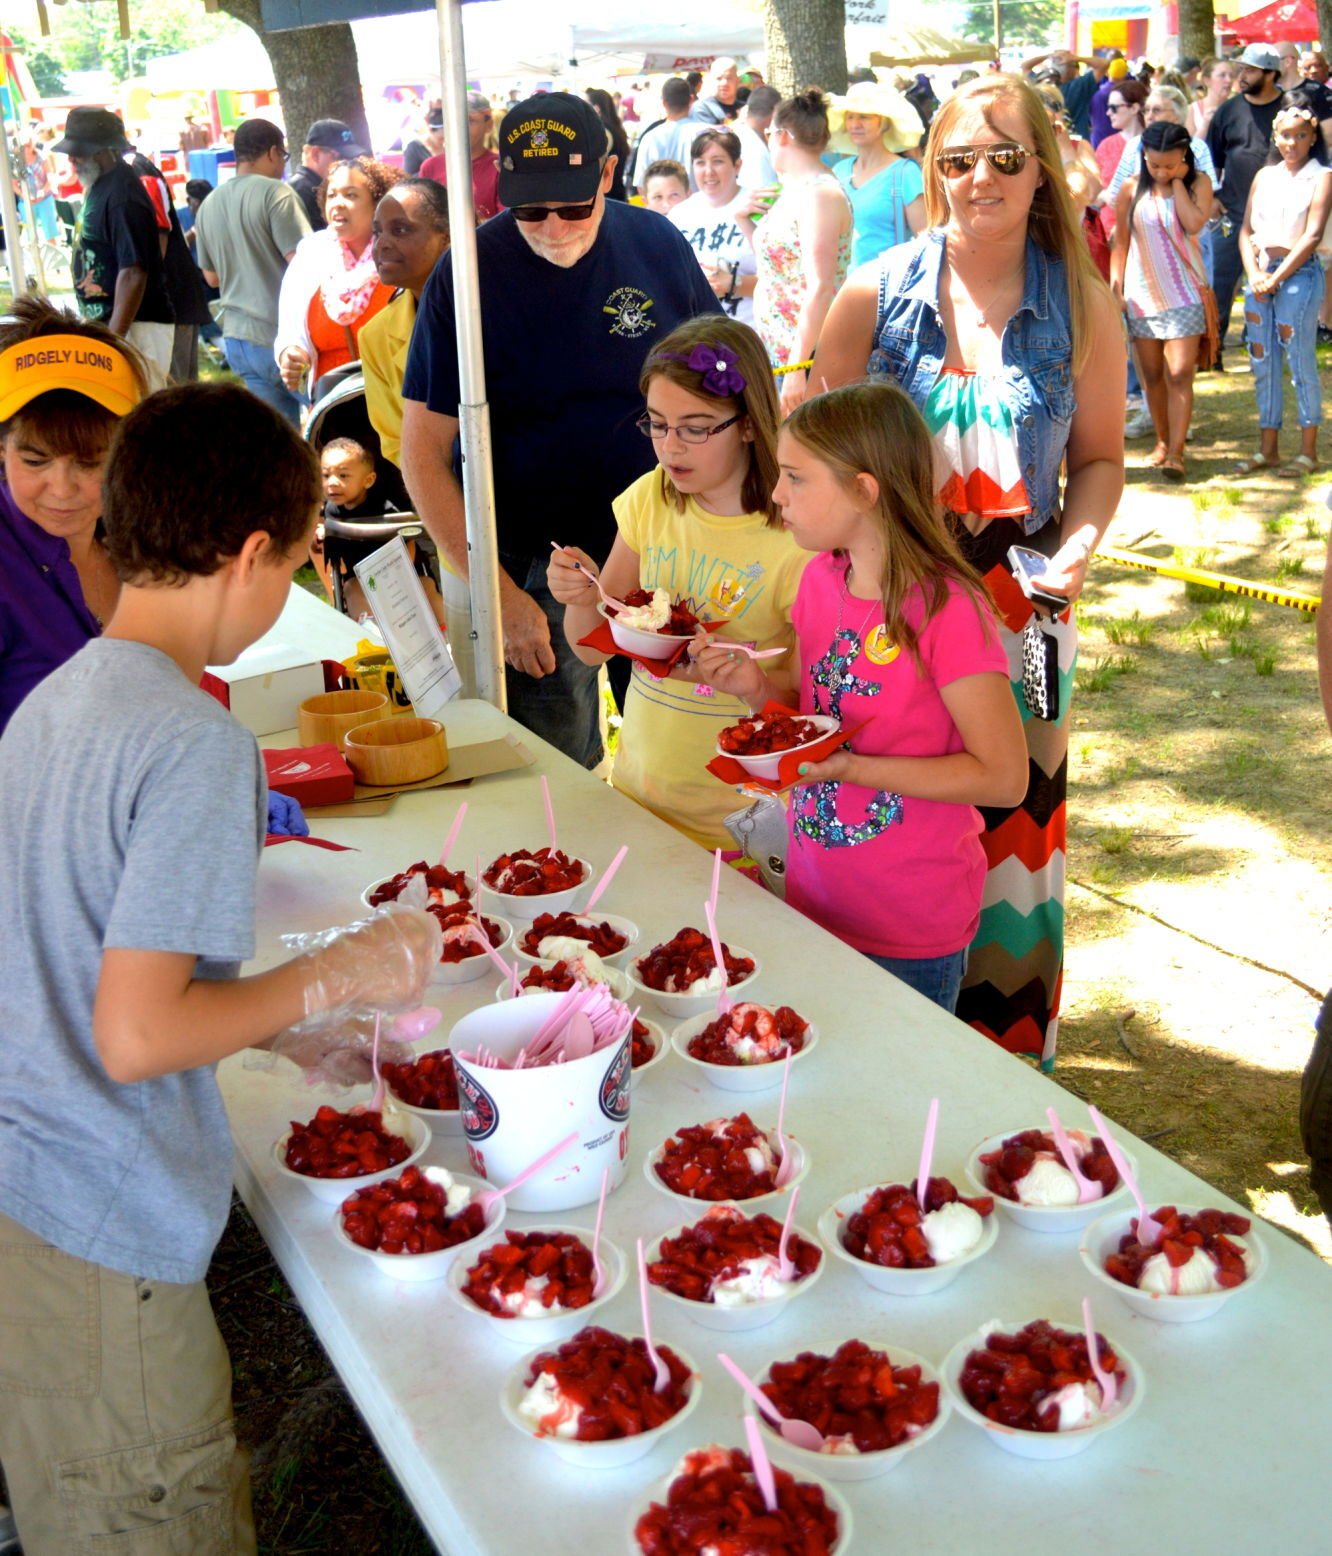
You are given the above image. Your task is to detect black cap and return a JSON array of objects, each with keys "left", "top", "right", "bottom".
[
  {"left": 304, "top": 118, "right": 366, "bottom": 157},
  {"left": 51, "top": 106, "right": 131, "bottom": 157},
  {"left": 497, "top": 92, "right": 606, "bottom": 206}
]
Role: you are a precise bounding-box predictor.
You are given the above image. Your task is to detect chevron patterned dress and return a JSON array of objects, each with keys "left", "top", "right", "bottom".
[{"left": 922, "top": 368, "right": 1075, "bottom": 1071}]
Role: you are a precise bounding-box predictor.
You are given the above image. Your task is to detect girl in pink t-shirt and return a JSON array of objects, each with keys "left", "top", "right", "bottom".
[{"left": 697, "top": 382, "right": 1026, "bottom": 1011}]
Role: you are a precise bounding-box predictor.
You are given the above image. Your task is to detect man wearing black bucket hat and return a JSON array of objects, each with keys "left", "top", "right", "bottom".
[
  {"left": 52, "top": 107, "right": 173, "bottom": 386},
  {"left": 401, "top": 91, "right": 719, "bottom": 769}
]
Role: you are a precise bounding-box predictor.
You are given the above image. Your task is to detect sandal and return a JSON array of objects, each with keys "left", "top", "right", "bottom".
[
  {"left": 1233, "top": 453, "right": 1276, "bottom": 476},
  {"left": 1160, "top": 458, "right": 1187, "bottom": 482},
  {"left": 1281, "top": 454, "right": 1318, "bottom": 477}
]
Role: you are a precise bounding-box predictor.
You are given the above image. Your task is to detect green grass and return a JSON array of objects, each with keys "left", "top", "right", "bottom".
[
  {"left": 1099, "top": 610, "right": 1154, "bottom": 647},
  {"left": 1198, "top": 600, "right": 1253, "bottom": 634},
  {"left": 1275, "top": 556, "right": 1307, "bottom": 581},
  {"left": 1077, "top": 654, "right": 1139, "bottom": 693},
  {"left": 1253, "top": 648, "right": 1278, "bottom": 676},
  {"left": 1096, "top": 825, "right": 1135, "bottom": 855},
  {"left": 1174, "top": 546, "right": 1225, "bottom": 604}
]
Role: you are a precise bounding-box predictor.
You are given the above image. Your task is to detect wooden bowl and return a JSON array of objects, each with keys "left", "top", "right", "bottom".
[
  {"left": 344, "top": 717, "right": 448, "bottom": 786},
  {"left": 297, "top": 689, "right": 389, "bottom": 746}
]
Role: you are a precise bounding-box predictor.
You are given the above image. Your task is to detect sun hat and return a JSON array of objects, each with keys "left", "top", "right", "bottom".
[
  {"left": 497, "top": 92, "right": 606, "bottom": 206},
  {"left": 825, "top": 80, "right": 923, "bottom": 154},
  {"left": 50, "top": 106, "right": 130, "bottom": 157},
  {"left": 0, "top": 335, "right": 143, "bottom": 422},
  {"left": 1238, "top": 45, "right": 1281, "bottom": 73}
]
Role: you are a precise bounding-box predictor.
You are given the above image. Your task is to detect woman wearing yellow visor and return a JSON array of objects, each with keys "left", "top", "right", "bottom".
[{"left": 0, "top": 299, "right": 148, "bottom": 734}]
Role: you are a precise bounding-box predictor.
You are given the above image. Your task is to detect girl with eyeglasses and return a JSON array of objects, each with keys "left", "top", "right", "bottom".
[
  {"left": 1094, "top": 77, "right": 1148, "bottom": 204},
  {"left": 548, "top": 317, "right": 807, "bottom": 848},
  {"left": 811, "top": 74, "right": 1125, "bottom": 1068}
]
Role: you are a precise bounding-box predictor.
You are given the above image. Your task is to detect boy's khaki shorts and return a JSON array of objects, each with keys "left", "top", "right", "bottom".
[{"left": 0, "top": 1210, "right": 255, "bottom": 1555}]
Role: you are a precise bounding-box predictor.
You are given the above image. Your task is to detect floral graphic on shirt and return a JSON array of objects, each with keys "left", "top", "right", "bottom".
[
  {"left": 793, "top": 625, "right": 903, "bottom": 850},
  {"left": 603, "top": 286, "right": 656, "bottom": 338}
]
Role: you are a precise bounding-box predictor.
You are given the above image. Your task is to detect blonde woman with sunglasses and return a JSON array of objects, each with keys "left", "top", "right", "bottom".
[{"left": 813, "top": 74, "right": 1124, "bottom": 1072}]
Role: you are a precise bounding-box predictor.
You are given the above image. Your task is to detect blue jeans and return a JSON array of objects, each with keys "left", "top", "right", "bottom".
[
  {"left": 864, "top": 949, "right": 967, "bottom": 1014},
  {"left": 222, "top": 336, "right": 303, "bottom": 426},
  {"left": 1244, "top": 259, "right": 1324, "bottom": 430},
  {"left": 503, "top": 560, "right": 603, "bottom": 770}
]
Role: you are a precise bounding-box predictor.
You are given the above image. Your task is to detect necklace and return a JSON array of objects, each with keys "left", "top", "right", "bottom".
[
  {"left": 950, "top": 269, "right": 1022, "bottom": 328},
  {"left": 830, "top": 566, "right": 881, "bottom": 703}
]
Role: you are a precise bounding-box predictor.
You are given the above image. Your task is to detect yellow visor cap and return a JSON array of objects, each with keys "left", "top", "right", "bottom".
[{"left": 0, "top": 334, "right": 142, "bottom": 422}]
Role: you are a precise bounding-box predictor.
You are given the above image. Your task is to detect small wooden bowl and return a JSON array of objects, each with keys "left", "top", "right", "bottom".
[
  {"left": 298, "top": 689, "right": 389, "bottom": 747},
  {"left": 344, "top": 717, "right": 448, "bottom": 786}
]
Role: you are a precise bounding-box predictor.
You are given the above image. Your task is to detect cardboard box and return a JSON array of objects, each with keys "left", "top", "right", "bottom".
[
  {"left": 205, "top": 641, "right": 326, "bottom": 737},
  {"left": 263, "top": 744, "right": 356, "bottom": 808}
]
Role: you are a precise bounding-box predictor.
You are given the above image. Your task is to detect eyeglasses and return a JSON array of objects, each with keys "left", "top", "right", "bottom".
[
  {"left": 510, "top": 199, "right": 598, "bottom": 223},
  {"left": 935, "top": 142, "right": 1033, "bottom": 178},
  {"left": 636, "top": 411, "right": 743, "bottom": 444}
]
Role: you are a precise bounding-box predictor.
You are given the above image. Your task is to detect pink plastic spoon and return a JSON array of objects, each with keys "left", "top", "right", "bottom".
[
  {"left": 439, "top": 801, "right": 467, "bottom": 870},
  {"left": 773, "top": 1052, "right": 797, "bottom": 1188},
  {"left": 744, "top": 1414, "right": 780, "bottom": 1514},
  {"left": 561, "top": 1011, "right": 596, "bottom": 1062},
  {"left": 1081, "top": 1296, "right": 1119, "bottom": 1412},
  {"left": 582, "top": 844, "right": 628, "bottom": 914},
  {"left": 469, "top": 921, "right": 521, "bottom": 995},
  {"left": 551, "top": 544, "right": 632, "bottom": 614},
  {"left": 716, "top": 1353, "right": 825, "bottom": 1452},
  {"left": 474, "top": 1130, "right": 579, "bottom": 1217},
  {"left": 703, "top": 900, "right": 733, "bottom": 1017},
  {"left": 776, "top": 1185, "right": 801, "bottom": 1283},
  {"left": 709, "top": 847, "right": 723, "bottom": 920},
  {"left": 387, "top": 1007, "right": 441, "bottom": 1043},
  {"left": 1088, "top": 1105, "right": 1163, "bottom": 1248},
  {"left": 915, "top": 1095, "right": 940, "bottom": 1211},
  {"left": 540, "top": 775, "right": 558, "bottom": 853},
  {"left": 724, "top": 642, "right": 789, "bottom": 660},
  {"left": 635, "top": 1237, "right": 672, "bottom": 1394},
  {"left": 366, "top": 1013, "right": 385, "bottom": 1112},
  {"left": 1046, "top": 1106, "right": 1100, "bottom": 1204},
  {"left": 590, "top": 1167, "right": 610, "bottom": 1298}
]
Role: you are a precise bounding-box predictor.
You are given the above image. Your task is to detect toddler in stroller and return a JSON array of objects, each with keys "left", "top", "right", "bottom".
[{"left": 306, "top": 361, "right": 444, "bottom": 623}]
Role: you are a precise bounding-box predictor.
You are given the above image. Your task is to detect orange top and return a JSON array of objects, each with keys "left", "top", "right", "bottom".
[{"left": 306, "top": 282, "right": 394, "bottom": 382}]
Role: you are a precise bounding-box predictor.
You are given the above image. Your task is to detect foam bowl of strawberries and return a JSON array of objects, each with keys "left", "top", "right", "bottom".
[
  {"left": 495, "top": 955, "right": 633, "bottom": 1004},
  {"left": 942, "top": 1317, "right": 1144, "bottom": 1461},
  {"left": 669, "top": 1003, "right": 817, "bottom": 1094},
  {"left": 1078, "top": 1204, "right": 1267, "bottom": 1323},
  {"left": 630, "top": 1017, "right": 668, "bottom": 1087},
  {"left": 964, "top": 1126, "right": 1135, "bottom": 1233},
  {"left": 754, "top": 1338, "right": 950, "bottom": 1482},
  {"left": 597, "top": 590, "right": 704, "bottom": 661},
  {"left": 273, "top": 1104, "right": 429, "bottom": 1204},
  {"left": 380, "top": 1047, "right": 465, "bottom": 1138},
  {"left": 447, "top": 1225, "right": 627, "bottom": 1344},
  {"left": 479, "top": 847, "right": 591, "bottom": 922},
  {"left": 627, "top": 926, "right": 760, "bottom": 1021},
  {"left": 513, "top": 909, "right": 640, "bottom": 970},
  {"left": 332, "top": 1165, "right": 501, "bottom": 1282},
  {"left": 360, "top": 861, "right": 474, "bottom": 913},
  {"left": 645, "top": 1112, "right": 810, "bottom": 1212},
  {"left": 630, "top": 1444, "right": 851, "bottom": 1556},
  {"left": 643, "top": 1204, "right": 823, "bottom": 1334},
  {"left": 818, "top": 1176, "right": 999, "bottom": 1296},
  {"left": 715, "top": 710, "right": 841, "bottom": 782},
  {"left": 426, "top": 903, "right": 515, "bottom": 987},
  {"left": 499, "top": 1324, "right": 702, "bottom": 1469}
]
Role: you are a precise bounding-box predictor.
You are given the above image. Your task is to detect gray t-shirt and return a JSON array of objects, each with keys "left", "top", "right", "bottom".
[
  {"left": 0, "top": 639, "right": 266, "bottom": 1283},
  {"left": 194, "top": 173, "right": 311, "bottom": 347}
]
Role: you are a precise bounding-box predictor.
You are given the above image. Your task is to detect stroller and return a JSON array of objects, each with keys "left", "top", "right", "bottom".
[{"left": 305, "top": 361, "right": 441, "bottom": 617}]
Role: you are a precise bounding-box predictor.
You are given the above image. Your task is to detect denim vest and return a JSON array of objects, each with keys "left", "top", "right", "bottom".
[{"left": 867, "top": 228, "right": 1075, "bottom": 535}]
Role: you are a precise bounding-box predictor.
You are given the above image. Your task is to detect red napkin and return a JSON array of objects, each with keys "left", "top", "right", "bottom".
[
  {"left": 264, "top": 834, "right": 356, "bottom": 851},
  {"left": 706, "top": 700, "right": 863, "bottom": 794},
  {"left": 264, "top": 744, "right": 356, "bottom": 807},
  {"left": 576, "top": 618, "right": 727, "bottom": 675}
]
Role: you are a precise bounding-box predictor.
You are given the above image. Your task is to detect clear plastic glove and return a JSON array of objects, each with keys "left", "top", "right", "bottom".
[
  {"left": 267, "top": 791, "right": 309, "bottom": 837},
  {"left": 297, "top": 904, "right": 442, "bottom": 1019},
  {"left": 258, "top": 1005, "right": 443, "bottom": 1089}
]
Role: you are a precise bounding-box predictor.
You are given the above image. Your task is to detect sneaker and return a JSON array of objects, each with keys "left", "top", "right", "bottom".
[{"left": 1125, "top": 409, "right": 1155, "bottom": 438}]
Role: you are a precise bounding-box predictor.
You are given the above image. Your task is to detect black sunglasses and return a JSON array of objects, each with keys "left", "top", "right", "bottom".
[
  {"left": 935, "top": 142, "right": 1033, "bottom": 179},
  {"left": 511, "top": 199, "right": 598, "bottom": 223}
]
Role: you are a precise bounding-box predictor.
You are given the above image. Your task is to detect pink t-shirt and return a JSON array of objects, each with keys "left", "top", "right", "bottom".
[{"left": 785, "top": 553, "right": 1008, "bottom": 959}]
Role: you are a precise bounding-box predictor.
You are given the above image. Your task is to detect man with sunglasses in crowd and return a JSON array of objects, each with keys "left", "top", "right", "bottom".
[{"left": 401, "top": 92, "right": 719, "bottom": 768}]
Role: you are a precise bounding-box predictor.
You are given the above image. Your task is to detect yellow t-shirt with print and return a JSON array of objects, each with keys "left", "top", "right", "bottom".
[{"left": 611, "top": 469, "right": 809, "bottom": 849}]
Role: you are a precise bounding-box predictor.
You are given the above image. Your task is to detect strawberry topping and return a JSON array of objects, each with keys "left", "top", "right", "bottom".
[
  {"left": 686, "top": 1003, "right": 807, "bottom": 1066},
  {"left": 979, "top": 1128, "right": 1120, "bottom": 1202},
  {"left": 613, "top": 588, "right": 703, "bottom": 636},
  {"left": 522, "top": 1326, "right": 691, "bottom": 1440},
  {"left": 958, "top": 1319, "right": 1126, "bottom": 1432},
  {"left": 1104, "top": 1205, "right": 1252, "bottom": 1290},
  {"left": 483, "top": 847, "right": 585, "bottom": 896},
  {"left": 367, "top": 860, "right": 470, "bottom": 908},
  {"left": 381, "top": 1048, "right": 459, "bottom": 1111},
  {"left": 283, "top": 1106, "right": 411, "bottom": 1179},
  {"left": 630, "top": 1021, "right": 657, "bottom": 1069},
  {"left": 339, "top": 1165, "right": 484, "bottom": 1255},
  {"left": 634, "top": 1446, "right": 840, "bottom": 1554},
  {"left": 718, "top": 709, "right": 826, "bottom": 756},
  {"left": 648, "top": 1205, "right": 820, "bottom": 1303},
  {"left": 762, "top": 1340, "right": 941, "bottom": 1453},
  {"left": 653, "top": 1113, "right": 780, "bottom": 1201},
  {"left": 519, "top": 911, "right": 628, "bottom": 958},
  {"left": 426, "top": 899, "right": 505, "bottom": 963},
  {"left": 635, "top": 926, "right": 754, "bottom": 993},
  {"left": 842, "top": 1178, "right": 994, "bottom": 1270},
  {"left": 461, "top": 1230, "right": 597, "bottom": 1316}
]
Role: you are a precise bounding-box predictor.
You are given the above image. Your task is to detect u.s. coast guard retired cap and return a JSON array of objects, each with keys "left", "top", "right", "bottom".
[
  {"left": 0, "top": 334, "right": 143, "bottom": 421},
  {"left": 497, "top": 92, "right": 607, "bottom": 206}
]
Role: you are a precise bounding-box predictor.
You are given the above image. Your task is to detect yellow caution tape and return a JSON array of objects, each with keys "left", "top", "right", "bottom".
[{"left": 1099, "top": 546, "right": 1322, "bottom": 614}]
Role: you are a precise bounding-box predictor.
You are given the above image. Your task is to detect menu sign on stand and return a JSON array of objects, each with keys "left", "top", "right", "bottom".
[{"left": 354, "top": 537, "right": 462, "bottom": 719}]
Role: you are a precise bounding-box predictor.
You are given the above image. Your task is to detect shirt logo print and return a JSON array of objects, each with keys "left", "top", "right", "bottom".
[{"left": 603, "top": 286, "right": 656, "bottom": 338}]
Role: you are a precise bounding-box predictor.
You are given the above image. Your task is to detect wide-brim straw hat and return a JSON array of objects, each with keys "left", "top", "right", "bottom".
[{"left": 826, "top": 81, "right": 922, "bottom": 155}]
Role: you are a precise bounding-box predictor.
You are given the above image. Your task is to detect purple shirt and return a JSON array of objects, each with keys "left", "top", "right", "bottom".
[
  {"left": 1089, "top": 79, "right": 1115, "bottom": 149},
  {"left": 0, "top": 480, "right": 101, "bottom": 736}
]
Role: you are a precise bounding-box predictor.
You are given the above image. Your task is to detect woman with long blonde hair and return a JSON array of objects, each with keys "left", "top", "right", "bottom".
[{"left": 812, "top": 74, "right": 1125, "bottom": 1069}]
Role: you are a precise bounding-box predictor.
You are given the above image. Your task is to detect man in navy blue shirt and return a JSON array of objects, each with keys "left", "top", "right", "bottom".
[{"left": 401, "top": 92, "right": 719, "bottom": 768}]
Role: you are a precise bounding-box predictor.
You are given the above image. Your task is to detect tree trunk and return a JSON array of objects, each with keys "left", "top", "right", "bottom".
[
  {"left": 216, "top": 0, "right": 372, "bottom": 156},
  {"left": 1176, "top": 0, "right": 1217, "bottom": 65},
  {"left": 762, "top": 0, "right": 848, "bottom": 98}
]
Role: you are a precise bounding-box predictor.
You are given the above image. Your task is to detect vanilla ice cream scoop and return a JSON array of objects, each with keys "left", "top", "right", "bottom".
[
  {"left": 496, "top": 1273, "right": 558, "bottom": 1317},
  {"left": 1013, "top": 1155, "right": 1082, "bottom": 1207},
  {"left": 669, "top": 963, "right": 727, "bottom": 995},
  {"left": 517, "top": 1371, "right": 582, "bottom": 1437},
  {"left": 1045, "top": 1380, "right": 1106, "bottom": 1431},
  {"left": 1138, "top": 1243, "right": 1248, "bottom": 1296},
  {"left": 922, "top": 1201, "right": 984, "bottom": 1263},
  {"left": 615, "top": 587, "right": 672, "bottom": 632},
  {"left": 711, "top": 1255, "right": 789, "bottom": 1306}
]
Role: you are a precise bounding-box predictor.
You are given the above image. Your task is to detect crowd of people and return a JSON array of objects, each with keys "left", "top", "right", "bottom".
[{"left": 3, "top": 38, "right": 1332, "bottom": 1554}]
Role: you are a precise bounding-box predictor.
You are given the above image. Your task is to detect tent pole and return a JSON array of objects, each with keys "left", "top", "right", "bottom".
[
  {"left": 0, "top": 114, "right": 30, "bottom": 298},
  {"left": 436, "top": 0, "right": 505, "bottom": 711}
]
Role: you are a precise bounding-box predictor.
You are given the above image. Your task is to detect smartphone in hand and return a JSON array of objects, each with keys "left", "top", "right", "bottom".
[{"left": 1007, "top": 545, "right": 1068, "bottom": 614}]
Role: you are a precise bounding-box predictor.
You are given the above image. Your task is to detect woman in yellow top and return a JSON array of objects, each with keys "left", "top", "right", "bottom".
[{"left": 549, "top": 317, "right": 807, "bottom": 848}]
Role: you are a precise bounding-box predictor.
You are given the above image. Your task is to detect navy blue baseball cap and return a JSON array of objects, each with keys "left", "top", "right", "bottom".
[
  {"left": 304, "top": 118, "right": 366, "bottom": 157},
  {"left": 498, "top": 92, "right": 606, "bottom": 205}
]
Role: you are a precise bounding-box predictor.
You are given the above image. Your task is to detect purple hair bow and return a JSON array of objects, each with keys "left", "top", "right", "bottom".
[{"left": 683, "top": 342, "right": 747, "bottom": 397}]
